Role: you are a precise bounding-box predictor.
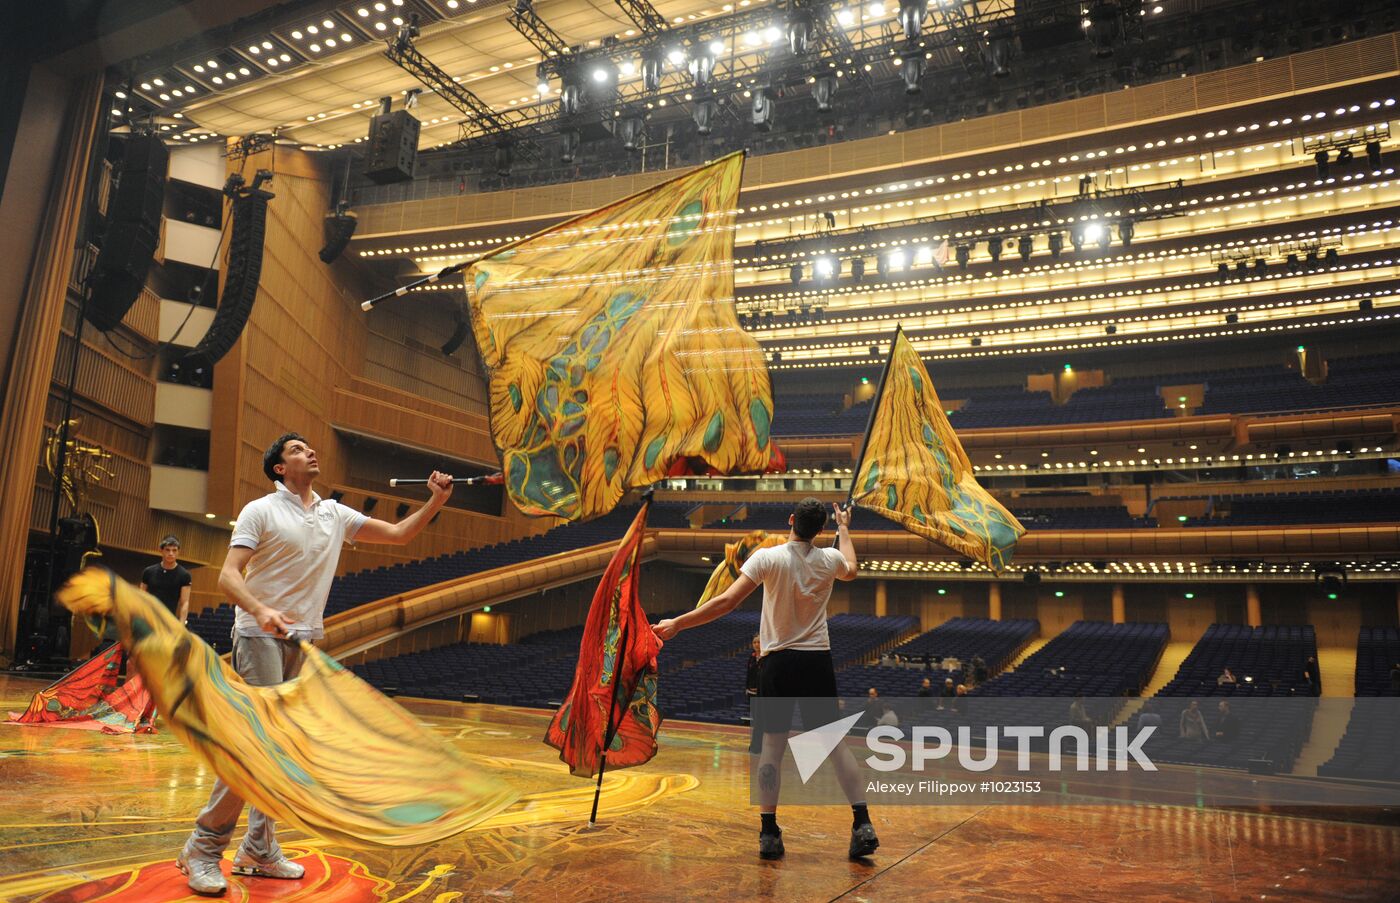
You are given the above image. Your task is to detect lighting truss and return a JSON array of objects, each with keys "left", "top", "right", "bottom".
[
  {"left": 508, "top": 0, "right": 573, "bottom": 60},
  {"left": 383, "top": 28, "right": 537, "bottom": 150},
  {"left": 613, "top": 0, "right": 669, "bottom": 36}
]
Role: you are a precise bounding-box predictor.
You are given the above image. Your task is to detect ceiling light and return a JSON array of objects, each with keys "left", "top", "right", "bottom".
[{"left": 837, "top": 9, "right": 855, "bottom": 25}]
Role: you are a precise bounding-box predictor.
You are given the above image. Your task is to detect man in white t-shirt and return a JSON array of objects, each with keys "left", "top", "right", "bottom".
[
  {"left": 654, "top": 498, "right": 878, "bottom": 862},
  {"left": 177, "top": 432, "right": 456, "bottom": 896}
]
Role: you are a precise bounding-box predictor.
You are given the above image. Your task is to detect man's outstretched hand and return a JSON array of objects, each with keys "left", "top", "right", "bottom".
[{"left": 653, "top": 619, "right": 679, "bottom": 642}]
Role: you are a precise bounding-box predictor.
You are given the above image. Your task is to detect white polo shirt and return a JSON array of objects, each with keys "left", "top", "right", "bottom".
[
  {"left": 740, "top": 540, "right": 851, "bottom": 655},
  {"left": 230, "top": 482, "right": 368, "bottom": 639}
]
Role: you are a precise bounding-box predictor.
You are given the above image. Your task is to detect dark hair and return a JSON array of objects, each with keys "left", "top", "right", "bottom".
[
  {"left": 158, "top": 535, "right": 180, "bottom": 549},
  {"left": 791, "top": 496, "right": 827, "bottom": 540},
  {"left": 263, "top": 432, "right": 307, "bottom": 484}
]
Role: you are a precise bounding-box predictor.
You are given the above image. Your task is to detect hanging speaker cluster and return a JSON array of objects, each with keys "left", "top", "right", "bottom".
[
  {"left": 318, "top": 203, "right": 358, "bottom": 264},
  {"left": 181, "top": 171, "right": 274, "bottom": 370},
  {"left": 86, "top": 135, "right": 169, "bottom": 332}
]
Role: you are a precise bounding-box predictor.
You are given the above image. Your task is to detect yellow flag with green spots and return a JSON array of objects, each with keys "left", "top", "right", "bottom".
[
  {"left": 465, "top": 151, "right": 783, "bottom": 521},
  {"left": 852, "top": 328, "right": 1024, "bottom": 571}
]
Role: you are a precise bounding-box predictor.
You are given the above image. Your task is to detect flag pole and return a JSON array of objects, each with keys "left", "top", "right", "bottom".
[
  {"left": 846, "top": 325, "right": 902, "bottom": 508},
  {"left": 589, "top": 493, "right": 653, "bottom": 825}
]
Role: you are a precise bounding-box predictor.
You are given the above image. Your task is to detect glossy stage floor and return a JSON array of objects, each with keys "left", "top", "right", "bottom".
[{"left": 1, "top": 676, "right": 1398, "bottom": 903}]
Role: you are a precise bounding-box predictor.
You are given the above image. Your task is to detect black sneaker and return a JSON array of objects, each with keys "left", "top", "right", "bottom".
[
  {"left": 849, "top": 823, "right": 879, "bottom": 858},
  {"left": 759, "top": 830, "right": 785, "bottom": 860}
]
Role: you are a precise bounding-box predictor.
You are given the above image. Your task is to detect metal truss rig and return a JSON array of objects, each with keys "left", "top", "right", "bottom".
[
  {"left": 383, "top": 28, "right": 539, "bottom": 151},
  {"left": 455, "top": 0, "right": 1074, "bottom": 148}
]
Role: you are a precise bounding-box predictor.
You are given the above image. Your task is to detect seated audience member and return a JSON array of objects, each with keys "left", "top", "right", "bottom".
[
  {"left": 1137, "top": 702, "right": 1163, "bottom": 730},
  {"left": 917, "top": 677, "right": 933, "bottom": 698},
  {"left": 876, "top": 704, "right": 899, "bottom": 728},
  {"left": 1180, "top": 700, "right": 1208, "bottom": 741},
  {"left": 863, "top": 688, "right": 882, "bottom": 727},
  {"left": 1069, "top": 696, "right": 1094, "bottom": 731},
  {"left": 1216, "top": 666, "right": 1237, "bottom": 686},
  {"left": 1213, "top": 700, "right": 1240, "bottom": 742},
  {"left": 1390, "top": 662, "right": 1400, "bottom": 694}
]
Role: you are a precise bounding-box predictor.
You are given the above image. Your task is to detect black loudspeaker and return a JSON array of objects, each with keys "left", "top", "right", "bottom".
[
  {"left": 319, "top": 208, "right": 358, "bottom": 263},
  {"left": 364, "top": 110, "right": 419, "bottom": 184},
  {"left": 182, "top": 182, "right": 272, "bottom": 370},
  {"left": 1359, "top": 298, "right": 1373, "bottom": 312},
  {"left": 442, "top": 317, "right": 470, "bottom": 356},
  {"left": 87, "top": 135, "right": 169, "bottom": 332},
  {"left": 1225, "top": 312, "right": 1239, "bottom": 323}
]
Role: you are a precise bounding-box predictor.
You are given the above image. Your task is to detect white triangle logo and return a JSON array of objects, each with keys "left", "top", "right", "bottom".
[{"left": 787, "top": 712, "right": 865, "bottom": 783}]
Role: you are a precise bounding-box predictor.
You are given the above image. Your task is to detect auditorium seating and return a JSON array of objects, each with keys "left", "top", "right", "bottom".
[
  {"left": 767, "top": 351, "right": 1400, "bottom": 436},
  {"left": 351, "top": 611, "right": 917, "bottom": 724},
  {"left": 1182, "top": 488, "right": 1400, "bottom": 527},
  {"left": 707, "top": 502, "right": 1151, "bottom": 532},
  {"left": 837, "top": 617, "right": 1039, "bottom": 698},
  {"left": 1137, "top": 624, "right": 1320, "bottom": 772},
  {"left": 972, "top": 621, "right": 1169, "bottom": 698},
  {"left": 1318, "top": 627, "right": 1400, "bottom": 780}
]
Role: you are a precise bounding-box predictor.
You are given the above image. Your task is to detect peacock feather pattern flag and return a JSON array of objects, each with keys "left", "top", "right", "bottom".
[
  {"left": 851, "top": 328, "right": 1025, "bottom": 571},
  {"left": 56, "top": 569, "right": 518, "bottom": 848},
  {"left": 694, "top": 529, "right": 786, "bottom": 608},
  {"left": 466, "top": 151, "right": 782, "bottom": 522}
]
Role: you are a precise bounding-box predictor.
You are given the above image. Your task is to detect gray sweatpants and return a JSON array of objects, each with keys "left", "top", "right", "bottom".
[{"left": 184, "top": 634, "right": 306, "bottom": 864}]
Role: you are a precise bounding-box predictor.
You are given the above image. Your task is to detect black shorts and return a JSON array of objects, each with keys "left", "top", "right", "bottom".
[{"left": 754, "top": 648, "right": 841, "bottom": 734}]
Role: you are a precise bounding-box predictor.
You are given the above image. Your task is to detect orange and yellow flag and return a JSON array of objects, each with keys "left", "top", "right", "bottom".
[
  {"left": 466, "top": 152, "right": 781, "bottom": 521},
  {"left": 851, "top": 328, "right": 1024, "bottom": 571}
]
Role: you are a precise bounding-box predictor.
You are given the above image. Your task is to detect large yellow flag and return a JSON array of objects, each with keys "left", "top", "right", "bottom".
[
  {"left": 851, "top": 329, "right": 1024, "bottom": 570},
  {"left": 466, "top": 151, "right": 781, "bottom": 521},
  {"left": 56, "top": 570, "right": 517, "bottom": 847}
]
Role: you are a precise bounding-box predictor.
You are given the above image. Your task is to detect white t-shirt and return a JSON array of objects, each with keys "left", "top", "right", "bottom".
[
  {"left": 740, "top": 541, "right": 851, "bottom": 655},
  {"left": 229, "top": 482, "right": 368, "bottom": 639}
]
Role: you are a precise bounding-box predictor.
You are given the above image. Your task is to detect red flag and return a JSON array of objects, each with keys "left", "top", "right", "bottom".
[
  {"left": 6, "top": 644, "right": 153, "bottom": 732},
  {"left": 545, "top": 501, "right": 661, "bottom": 778}
]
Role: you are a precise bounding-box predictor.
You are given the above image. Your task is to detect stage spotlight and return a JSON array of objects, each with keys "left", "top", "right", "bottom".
[
  {"left": 813, "top": 256, "right": 838, "bottom": 280},
  {"left": 1085, "top": 2, "right": 1120, "bottom": 57},
  {"left": 1305, "top": 250, "right": 1319, "bottom": 268},
  {"left": 987, "top": 25, "right": 1014, "bottom": 77},
  {"left": 617, "top": 114, "right": 645, "bottom": 150},
  {"left": 789, "top": 263, "right": 803, "bottom": 286},
  {"left": 1314, "top": 149, "right": 1329, "bottom": 179},
  {"left": 1235, "top": 260, "right": 1248, "bottom": 275},
  {"left": 1286, "top": 252, "right": 1299, "bottom": 271},
  {"left": 987, "top": 237, "right": 1002, "bottom": 263},
  {"left": 1081, "top": 222, "right": 1103, "bottom": 246},
  {"left": 1047, "top": 232, "right": 1064, "bottom": 258},
  {"left": 887, "top": 248, "right": 907, "bottom": 272},
  {"left": 1336, "top": 146, "right": 1354, "bottom": 165},
  {"left": 535, "top": 63, "right": 550, "bottom": 97},
  {"left": 850, "top": 257, "right": 865, "bottom": 281},
  {"left": 1070, "top": 225, "right": 1086, "bottom": 253},
  {"left": 1017, "top": 235, "right": 1033, "bottom": 261},
  {"left": 897, "top": 0, "right": 926, "bottom": 40},
  {"left": 559, "top": 126, "right": 581, "bottom": 163},
  {"left": 1117, "top": 218, "right": 1134, "bottom": 246},
  {"left": 1254, "top": 257, "right": 1266, "bottom": 273},
  {"left": 752, "top": 87, "right": 776, "bottom": 130},
  {"left": 900, "top": 50, "right": 925, "bottom": 94},
  {"left": 688, "top": 42, "right": 716, "bottom": 86},
  {"left": 813, "top": 73, "right": 837, "bottom": 111},
  {"left": 1217, "top": 262, "right": 1229, "bottom": 278},
  {"left": 560, "top": 79, "right": 582, "bottom": 115},
  {"left": 1324, "top": 247, "right": 1339, "bottom": 265},
  {"left": 693, "top": 96, "right": 715, "bottom": 134},
  {"left": 787, "top": 8, "right": 814, "bottom": 54},
  {"left": 1366, "top": 140, "right": 1382, "bottom": 170},
  {"left": 666, "top": 45, "right": 687, "bottom": 66},
  {"left": 1104, "top": 324, "right": 1117, "bottom": 334},
  {"left": 494, "top": 141, "right": 514, "bottom": 176},
  {"left": 955, "top": 244, "right": 971, "bottom": 268},
  {"left": 641, "top": 48, "right": 664, "bottom": 91}
]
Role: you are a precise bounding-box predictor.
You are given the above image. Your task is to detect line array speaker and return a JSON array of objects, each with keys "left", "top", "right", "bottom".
[
  {"left": 86, "top": 135, "right": 169, "bottom": 331},
  {"left": 181, "top": 183, "right": 272, "bottom": 370},
  {"left": 364, "top": 110, "right": 420, "bottom": 184}
]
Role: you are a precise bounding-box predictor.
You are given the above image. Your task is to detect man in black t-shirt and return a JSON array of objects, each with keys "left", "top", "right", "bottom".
[
  {"left": 135, "top": 535, "right": 192, "bottom": 733},
  {"left": 141, "top": 535, "right": 192, "bottom": 622}
]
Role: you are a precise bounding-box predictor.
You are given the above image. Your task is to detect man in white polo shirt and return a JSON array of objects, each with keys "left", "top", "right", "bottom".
[
  {"left": 653, "top": 497, "right": 877, "bottom": 862},
  {"left": 177, "top": 432, "right": 455, "bottom": 896}
]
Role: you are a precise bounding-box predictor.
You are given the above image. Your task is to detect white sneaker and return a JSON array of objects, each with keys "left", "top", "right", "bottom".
[
  {"left": 231, "top": 852, "right": 305, "bottom": 880},
  {"left": 176, "top": 848, "right": 228, "bottom": 896}
]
